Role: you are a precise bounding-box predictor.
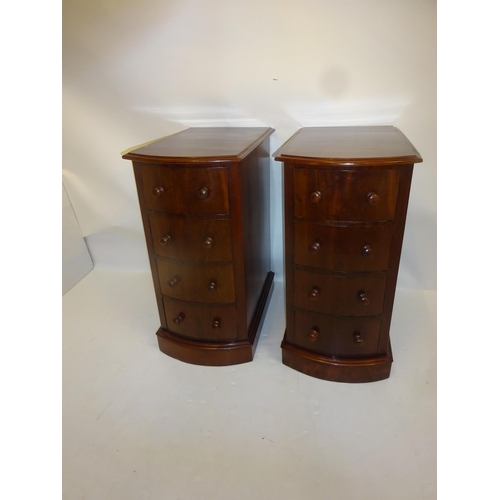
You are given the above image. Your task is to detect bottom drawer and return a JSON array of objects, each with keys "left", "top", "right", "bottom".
[
  {"left": 163, "top": 297, "right": 238, "bottom": 341},
  {"left": 293, "top": 310, "right": 381, "bottom": 357}
]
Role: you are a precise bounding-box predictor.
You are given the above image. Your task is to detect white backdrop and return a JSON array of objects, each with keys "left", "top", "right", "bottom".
[{"left": 63, "top": 0, "right": 436, "bottom": 290}]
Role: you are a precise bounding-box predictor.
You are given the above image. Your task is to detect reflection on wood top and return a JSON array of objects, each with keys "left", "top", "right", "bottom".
[
  {"left": 122, "top": 127, "right": 274, "bottom": 164},
  {"left": 273, "top": 126, "right": 422, "bottom": 166}
]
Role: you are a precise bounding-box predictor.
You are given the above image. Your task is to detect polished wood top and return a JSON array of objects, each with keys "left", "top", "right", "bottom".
[
  {"left": 273, "top": 126, "right": 422, "bottom": 166},
  {"left": 123, "top": 127, "right": 274, "bottom": 164}
]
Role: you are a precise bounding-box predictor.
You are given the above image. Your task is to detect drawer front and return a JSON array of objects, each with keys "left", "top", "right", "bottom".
[
  {"left": 141, "top": 164, "right": 229, "bottom": 214},
  {"left": 163, "top": 297, "right": 238, "bottom": 341},
  {"left": 157, "top": 259, "right": 235, "bottom": 303},
  {"left": 294, "top": 167, "right": 399, "bottom": 221},
  {"left": 294, "top": 269, "right": 387, "bottom": 316},
  {"left": 150, "top": 214, "right": 233, "bottom": 262},
  {"left": 293, "top": 310, "right": 381, "bottom": 357},
  {"left": 294, "top": 221, "right": 393, "bottom": 272}
]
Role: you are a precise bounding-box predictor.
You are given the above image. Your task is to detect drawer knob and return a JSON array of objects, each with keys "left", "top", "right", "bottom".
[
  {"left": 167, "top": 276, "right": 180, "bottom": 289},
  {"left": 203, "top": 237, "right": 214, "bottom": 249},
  {"left": 310, "top": 191, "right": 322, "bottom": 203},
  {"left": 198, "top": 187, "right": 210, "bottom": 199},
  {"left": 152, "top": 186, "right": 164, "bottom": 197},
  {"left": 160, "top": 234, "right": 172, "bottom": 246},
  {"left": 308, "top": 287, "right": 320, "bottom": 301},
  {"left": 361, "top": 245, "right": 373, "bottom": 258},
  {"left": 212, "top": 318, "right": 221, "bottom": 329},
  {"left": 172, "top": 313, "right": 185, "bottom": 326},
  {"left": 357, "top": 291, "right": 370, "bottom": 306},
  {"left": 208, "top": 279, "right": 217, "bottom": 292},
  {"left": 366, "top": 191, "right": 380, "bottom": 206},
  {"left": 309, "top": 241, "right": 321, "bottom": 254},
  {"left": 308, "top": 328, "right": 319, "bottom": 342},
  {"left": 353, "top": 331, "right": 365, "bottom": 347}
]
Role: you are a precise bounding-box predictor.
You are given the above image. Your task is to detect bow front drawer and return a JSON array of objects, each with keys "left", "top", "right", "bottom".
[
  {"left": 150, "top": 214, "right": 233, "bottom": 262},
  {"left": 293, "top": 310, "right": 381, "bottom": 357},
  {"left": 294, "top": 269, "right": 387, "bottom": 316},
  {"left": 294, "top": 221, "right": 393, "bottom": 272},
  {"left": 163, "top": 297, "right": 238, "bottom": 341},
  {"left": 294, "top": 167, "right": 400, "bottom": 221},
  {"left": 141, "top": 164, "right": 229, "bottom": 214},
  {"left": 157, "top": 259, "right": 235, "bottom": 304}
]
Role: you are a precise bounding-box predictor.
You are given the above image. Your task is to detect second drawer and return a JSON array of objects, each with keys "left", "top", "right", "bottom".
[
  {"left": 150, "top": 213, "right": 233, "bottom": 262},
  {"left": 294, "top": 221, "right": 393, "bottom": 271},
  {"left": 294, "top": 269, "right": 387, "bottom": 316},
  {"left": 157, "top": 259, "right": 235, "bottom": 303}
]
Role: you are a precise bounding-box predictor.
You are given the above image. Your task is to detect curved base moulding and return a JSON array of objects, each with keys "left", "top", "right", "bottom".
[
  {"left": 157, "top": 272, "right": 274, "bottom": 366},
  {"left": 281, "top": 335, "right": 393, "bottom": 383}
]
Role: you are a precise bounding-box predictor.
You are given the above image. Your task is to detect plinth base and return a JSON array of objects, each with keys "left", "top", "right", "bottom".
[{"left": 281, "top": 333, "right": 392, "bottom": 383}]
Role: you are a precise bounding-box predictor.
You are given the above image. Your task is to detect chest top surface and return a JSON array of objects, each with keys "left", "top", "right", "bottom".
[
  {"left": 122, "top": 127, "right": 274, "bottom": 164},
  {"left": 273, "top": 126, "right": 422, "bottom": 166}
]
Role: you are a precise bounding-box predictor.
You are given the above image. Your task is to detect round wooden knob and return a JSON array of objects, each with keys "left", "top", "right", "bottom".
[
  {"left": 308, "top": 328, "right": 319, "bottom": 342},
  {"left": 208, "top": 279, "right": 217, "bottom": 292},
  {"left": 203, "top": 237, "right": 214, "bottom": 249},
  {"left": 173, "top": 313, "right": 185, "bottom": 326},
  {"left": 310, "top": 191, "right": 322, "bottom": 203},
  {"left": 308, "top": 287, "right": 320, "bottom": 301},
  {"left": 198, "top": 187, "right": 210, "bottom": 199},
  {"left": 152, "top": 186, "right": 164, "bottom": 197},
  {"left": 353, "top": 331, "right": 365, "bottom": 347},
  {"left": 212, "top": 318, "right": 221, "bottom": 329},
  {"left": 167, "top": 276, "right": 180, "bottom": 289},
  {"left": 366, "top": 191, "right": 380, "bottom": 206},
  {"left": 309, "top": 241, "right": 321, "bottom": 254},
  {"left": 357, "top": 291, "right": 370, "bottom": 306},
  {"left": 160, "top": 234, "right": 172, "bottom": 246},
  {"left": 361, "top": 245, "right": 373, "bottom": 258}
]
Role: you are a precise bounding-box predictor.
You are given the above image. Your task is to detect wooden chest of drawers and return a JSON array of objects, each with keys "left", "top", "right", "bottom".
[
  {"left": 123, "top": 127, "right": 275, "bottom": 366},
  {"left": 274, "top": 126, "right": 422, "bottom": 382}
]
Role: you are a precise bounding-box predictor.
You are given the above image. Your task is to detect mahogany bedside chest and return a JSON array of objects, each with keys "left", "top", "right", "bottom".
[
  {"left": 123, "top": 127, "right": 275, "bottom": 366},
  {"left": 274, "top": 126, "right": 422, "bottom": 382}
]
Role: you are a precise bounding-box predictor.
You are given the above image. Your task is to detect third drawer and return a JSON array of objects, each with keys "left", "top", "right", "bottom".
[
  {"left": 157, "top": 259, "right": 235, "bottom": 303},
  {"left": 294, "top": 220, "right": 393, "bottom": 271},
  {"left": 294, "top": 269, "right": 387, "bottom": 316}
]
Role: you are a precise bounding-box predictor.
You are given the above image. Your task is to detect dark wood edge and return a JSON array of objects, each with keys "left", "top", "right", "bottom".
[
  {"left": 121, "top": 128, "right": 188, "bottom": 158},
  {"left": 272, "top": 129, "right": 303, "bottom": 159},
  {"left": 272, "top": 127, "right": 422, "bottom": 166},
  {"left": 226, "top": 162, "right": 247, "bottom": 340},
  {"left": 283, "top": 163, "right": 296, "bottom": 343},
  {"left": 233, "top": 128, "right": 275, "bottom": 161},
  {"left": 377, "top": 164, "right": 414, "bottom": 353},
  {"left": 123, "top": 154, "right": 241, "bottom": 164},
  {"left": 273, "top": 155, "right": 422, "bottom": 166},
  {"left": 247, "top": 272, "right": 275, "bottom": 357},
  {"left": 123, "top": 128, "right": 275, "bottom": 163},
  {"left": 294, "top": 218, "right": 394, "bottom": 228},
  {"left": 147, "top": 211, "right": 230, "bottom": 220},
  {"left": 132, "top": 162, "right": 168, "bottom": 329},
  {"left": 293, "top": 265, "right": 388, "bottom": 277},
  {"left": 281, "top": 335, "right": 393, "bottom": 383},
  {"left": 155, "top": 254, "right": 234, "bottom": 267}
]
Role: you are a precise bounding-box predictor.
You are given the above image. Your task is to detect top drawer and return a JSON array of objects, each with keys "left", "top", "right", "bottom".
[
  {"left": 294, "top": 167, "right": 400, "bottom": 221},
  {"left": 140, "top": 164, "right": 230, "bottom": 214}
]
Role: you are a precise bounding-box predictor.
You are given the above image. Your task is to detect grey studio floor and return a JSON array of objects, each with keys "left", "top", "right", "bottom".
[{"left": 62, "top": 268, "right": 436, "bottom": 500}]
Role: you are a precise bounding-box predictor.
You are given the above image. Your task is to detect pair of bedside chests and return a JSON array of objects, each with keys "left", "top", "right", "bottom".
[{"left": 122, "top": 126, "right": 422, "bottom": 383}]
